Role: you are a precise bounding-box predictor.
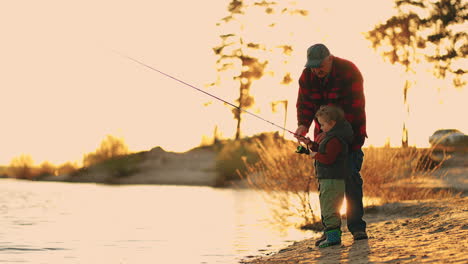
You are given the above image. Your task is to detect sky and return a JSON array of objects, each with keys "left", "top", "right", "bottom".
[{"left": 0, "top": 0, "right": 466, "bottom": 166}]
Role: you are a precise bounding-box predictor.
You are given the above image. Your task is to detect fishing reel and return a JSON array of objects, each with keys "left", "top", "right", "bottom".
[
  {"left": 295, "top": 145, "right": 310, "bottom": 155},
  {"left": 295, "top": 135, "right": 312, "bottom": 155}
]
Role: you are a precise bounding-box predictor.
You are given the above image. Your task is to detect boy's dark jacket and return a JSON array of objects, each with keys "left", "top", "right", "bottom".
[{"left": 315, "top": 119, "right": 354, "bottom": 179}]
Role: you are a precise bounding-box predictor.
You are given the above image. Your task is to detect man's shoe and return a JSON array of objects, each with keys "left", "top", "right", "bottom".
[
  {"left": 318, "top": 229, "right": 342, "bottom": 248},
  {"left": 353, "top": 231, "right": 368, "bottom": 240},
  {"left": 314, "top": 233, "right": 326, "bottom": 246}
]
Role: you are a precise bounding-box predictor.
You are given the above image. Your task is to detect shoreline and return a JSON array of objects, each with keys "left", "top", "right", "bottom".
[
  {"left": 240, "top": 152, "right": 468, "bottom": 263},
  {"left": 240, "top": 196, "right": 468, "bottom": 263}
]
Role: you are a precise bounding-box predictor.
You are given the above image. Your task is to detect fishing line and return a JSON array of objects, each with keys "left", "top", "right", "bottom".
[{"left": 114, "top": 51, "right": 305, "bottom": 139}]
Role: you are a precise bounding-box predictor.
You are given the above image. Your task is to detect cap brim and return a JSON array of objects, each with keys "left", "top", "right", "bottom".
[{"left": 305, "top": 59, "right": 322, "bottom": 68}]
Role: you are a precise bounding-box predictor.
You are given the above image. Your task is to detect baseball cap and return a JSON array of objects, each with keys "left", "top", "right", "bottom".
[{"left": 305, "top": 44, "right": 330, "bottom": 68}]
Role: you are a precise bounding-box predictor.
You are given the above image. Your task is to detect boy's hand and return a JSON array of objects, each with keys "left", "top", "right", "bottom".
[{"left": 298, "top": 136, "right": 312, "bottom": 145}]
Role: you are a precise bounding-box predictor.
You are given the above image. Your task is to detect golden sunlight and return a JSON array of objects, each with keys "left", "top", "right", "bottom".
[{"left": 0, "top": 0, "right": 465, "bottom": 166}]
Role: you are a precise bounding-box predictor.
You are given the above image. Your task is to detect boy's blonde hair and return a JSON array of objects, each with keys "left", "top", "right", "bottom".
[{"left": 315, "top": 105, "right": 345, "bottom": 122}]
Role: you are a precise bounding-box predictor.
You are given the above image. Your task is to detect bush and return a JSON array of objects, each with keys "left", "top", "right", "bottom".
[
  {"left": 33, "top": 161, "right": 57, "bottom": 180},
  {"left": 57, "top": 162, "right": 78, "bottom": 176},
  {"left": 215, "top": 140, "right": 258, "bottom": 186},
  {"left": 83, "top": 135, "right": 129, "bottom": 167},
  {"left": 8, "top": 154, "right": 35, "bottom": 179}
]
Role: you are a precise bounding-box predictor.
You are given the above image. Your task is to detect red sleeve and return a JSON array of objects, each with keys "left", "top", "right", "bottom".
[
  {"left": 314, "top": 137, "right": 342, "bottom": 165},
  {"left": 343, "top": 62, "right": 367, "bottom": 150},
  {"left": 296, "top": 68, "right": 316, "bottom": 129}
]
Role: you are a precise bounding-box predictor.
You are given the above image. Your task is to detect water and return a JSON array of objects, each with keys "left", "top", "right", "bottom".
[{"left": 0, "top": 179, "right": 316, "bottom": 264}]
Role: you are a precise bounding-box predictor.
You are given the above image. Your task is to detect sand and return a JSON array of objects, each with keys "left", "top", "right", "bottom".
[
  {"left": 43, "top": 146, "right": 219, "bottom": 186},
  {"left": 241, "top": 197, "right": 467, "bottom": 263},
  {"left": 240, "top": 152, "right": 468, "bottom": 264},
  {"left": 110, "top": 146, "right": 218, "bottom": 186}
]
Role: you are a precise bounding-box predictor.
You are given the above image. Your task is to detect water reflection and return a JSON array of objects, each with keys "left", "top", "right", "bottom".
[
  {"left": 0, "top": 179, "right": 380, "bottom": 263},
  {"left": 0, "top": 179, "right": 313, "bottom": 263}
]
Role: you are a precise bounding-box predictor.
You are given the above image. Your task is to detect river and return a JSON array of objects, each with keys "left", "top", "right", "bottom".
[{"left": 0, "top": 179, "right": 317, "bottom": 264}]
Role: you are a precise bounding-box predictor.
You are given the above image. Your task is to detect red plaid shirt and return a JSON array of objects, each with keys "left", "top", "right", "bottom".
[{"left": 296, "top": 56, "right": 367, "bottom": 150}]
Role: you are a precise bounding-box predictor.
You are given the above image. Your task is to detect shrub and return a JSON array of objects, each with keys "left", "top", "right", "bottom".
[
  {"left": 34, "top": 161, "right": 57, "bottom": 180},
  {"left": 83, "top": 135, "right": 129, "bottom": 167},
  {"left": 8, "top": 154, "right": 35, "bottom": 179},
  {"left": 57, "top": 162, "right": 78, "bottom": 176},
  {"left": 214, "top": 134, "right": 272, "bottom": 186}
]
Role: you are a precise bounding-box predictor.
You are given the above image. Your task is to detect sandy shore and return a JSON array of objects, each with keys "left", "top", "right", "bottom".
[
  {"left": 240, "top": 196, "right": 467, "bottom": 263},
  {"left": 240, "top": 152, "right": 468, "bottom": 264},
  {"left": 42, "top": 146, "right": 219, "bottom": 186}
]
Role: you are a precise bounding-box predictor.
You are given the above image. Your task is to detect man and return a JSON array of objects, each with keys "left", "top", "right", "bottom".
[{"left": 295, "top": 43, "right": 368, "bottom": 243}]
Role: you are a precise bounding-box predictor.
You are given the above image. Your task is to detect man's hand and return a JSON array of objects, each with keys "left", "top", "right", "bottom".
[{"left": 294, "top": 125, "right": 309, "bottom": 140}]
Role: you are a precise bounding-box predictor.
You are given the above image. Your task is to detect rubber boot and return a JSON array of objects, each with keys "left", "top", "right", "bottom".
[
  {"left": 315, "top": 232, "right": 326, "bottom": 246},
  {"left": 318, "top": 229, "right": 342, "bottom": 248}
]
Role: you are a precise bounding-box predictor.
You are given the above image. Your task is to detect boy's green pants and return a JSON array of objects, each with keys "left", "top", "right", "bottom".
[{"left": 319, "top": 179, "right": 345, "bottom": 231}]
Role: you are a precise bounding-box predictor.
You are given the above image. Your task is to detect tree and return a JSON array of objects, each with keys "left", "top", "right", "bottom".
[
  {"left": 9, "top": 154, "right": 34, "bottom": 179},
  {"left": 57, "top": 162, "right": 78, "bottom": 176},
  {"left": 212, "top": 0, "right": 307, "bottom": 139},
  {"left": 271, "top": 99, "right": 288, "bottom": 137},
  {"left": 38, "top": 161, "right": 56, "bottom": 177},
  {"left": 366, "top": 0, "right": 467, "bottom": 147},
  {"left": 83, "top": 135, "right": 129, "bottom": 167}
]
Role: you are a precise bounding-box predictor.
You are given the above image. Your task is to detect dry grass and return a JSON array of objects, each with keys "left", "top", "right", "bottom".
[
  {"left": 239, "top": 135, "right": 319, "bottom": 229},
  {"left": 240, "top": 136, "right": 458, "bottom": 228},
  {"left": 361, "top": 146, "right": 456, "bottom": 202}
]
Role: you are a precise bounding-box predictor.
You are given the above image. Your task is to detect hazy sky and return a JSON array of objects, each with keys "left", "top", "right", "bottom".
[{"left": 1, "top": 0, "right": 466, "bottom": 166}]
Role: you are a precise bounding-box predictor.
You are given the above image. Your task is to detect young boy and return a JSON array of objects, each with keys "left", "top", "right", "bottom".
[{"left": 299, "top": 105, "right": 353, "bottom": 248}]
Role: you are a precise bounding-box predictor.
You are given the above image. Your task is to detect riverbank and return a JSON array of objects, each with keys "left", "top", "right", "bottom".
[
  {"left": 240, "top": 152, "right": 468, "bottom": 264},
  {"left": 40, "top": 146, "right": 219, "bottom": 186}
]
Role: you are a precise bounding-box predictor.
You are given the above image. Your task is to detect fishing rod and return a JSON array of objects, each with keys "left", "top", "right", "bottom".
[{"left": 115, "top": 52, "right": 311, "bottom": 150}]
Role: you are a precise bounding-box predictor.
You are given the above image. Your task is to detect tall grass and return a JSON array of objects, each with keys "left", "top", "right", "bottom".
[
  {"left": 236, "top": 134, "right": 320, "bottom": 229},
  {"left": 361, "top": 146, "right": 455, "bottom": 202},
  {"left": 234, "top": 134, "right": 458, "bottom": 229}
]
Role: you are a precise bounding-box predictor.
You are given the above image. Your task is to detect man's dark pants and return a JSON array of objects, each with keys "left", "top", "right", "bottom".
[{"left": 345, "top": 149, "right": 367, "bottom": 233}]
